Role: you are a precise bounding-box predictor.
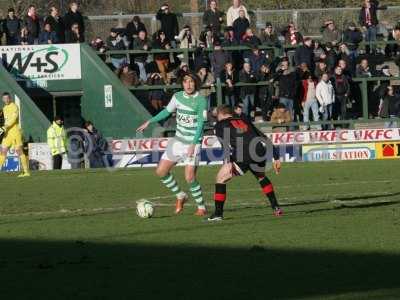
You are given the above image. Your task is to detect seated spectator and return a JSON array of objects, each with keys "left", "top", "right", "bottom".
[
  {"left": 270, "top": 103, "right": 292, "bottom": 125},
  {"left": 222, "top": 26, "right": 238, "bottom": 47},
  {"left": 209, "top": 41, "right": 230, "bottom": 79},
  {"left": 193, "top": 43, "right": 210, "bottom": 71},
  {"left": 313, "top": 40, "right": 325, "bottom": 61},
  {"left": 203, "top": 0, "right": 224, "bottom": 35},
  {"left": 226, "top": 0, "right": 249, "bottom": 27},
  {"left": 324, "top": 42, "right": 338, "bottom": 73},
  {"left": 294, "top": 37, "right": 314, "bottom": 70},
  {"left": 199, "top": 25, "right": 215, "bottom": 48},
  {"left": 197, "top": 65, "right": 215, "bottom": 109},
  {"left": 175, "top": 62, "right": 190, "bottom": 82},
  {"left": 385, "top": 24, "right": 400, "bottom": 57},
  {"left": 379, "top": 85, "right": 400, "bottom": 124},
  {"left": 24, "top": 5, "right": 41, "bottom": 44},
  {"left": 331, "top": 66, "right": 350, "bottom": 121},
  {"left": 257, "top": 64, "right": 275, "bottom": 121},
  {"left": 316, "top": 73, "right": 335, "bottom": 130},
  {"left": 338, "top": 43, "right": 353, "bottom": 73},
  {"left": 248, "top": 46, "right": 267, "bottom": 72},
  {"left": 321, "top": 20, "right": 341, "bottom": 46},
  {"left": 147, "top": 72, "right": 166, "bottom": 113},
  {"left": 39, "top": 23, "right": 58, "bottom": 44},
  {"left": 132, "top": 30, "right": 151, "bottom": 82},
  {"left": 239, "top": 62, "right": 257, "bottom": 119},
  {"left": 152, "top": 30, "right": 171, "bottom": 83},
  {"left": 241, "top": 27, "right": 261, "bottom": 49},
  {"left": 106, "top": 28, "right": 127, "bottom": 69},
  {"left": 314, "top": 60, "right": 328, "bottom": 79},
  {"left": 3, "top": 8, "right": 21, "bottom": 45},
  {"left": 65, "top": 23, "right": 84, "bottom": 43},
  {"left": 115, "top": 62, "right": 139, "bottom": 87},
  {"left": 356, "top": 58, "right": 373, "bottom": 77},
  {"left": 338, "top": 59, "right": 352, "bottom": 78},
  {"left": 232, "top": 9, "right": 250, "bottom": 42},
  {"left": 283, "top": 23, "right": 303, "bottom": 46},
  {"left": 64, "top": 1, "right": 85, "bottom": 42},
  {"left": 156, "top": 3, "right": 179, "bottom": 47},
  {"left": 233, "top": 104, "right": 247, "bottom": 120},
  {"left": 261, "top": 22, "right": 280, "bottom": 47},
  {"left": 17, "top": 26, "right": 34, "bottom": 45},
  {"left": 126, "top": 16, "right": 146, "bottom": 44},
  {"left": 45, "top": 6, "right": 65, "bottom": 43},
  {"left": 220, "top": 61, "right": 237, "bottom": 107},
  {"left": 91, "top": 37, "right": 106, "bottom": 52},
  {"left": 301, "top": 73, "right": 320, "bottom": 130},
  {"left": 343, "top": 22, "right": 363, "bottom": 59},
  {"left": 176, "top": 25, "right": 197, "bottom": 61}
]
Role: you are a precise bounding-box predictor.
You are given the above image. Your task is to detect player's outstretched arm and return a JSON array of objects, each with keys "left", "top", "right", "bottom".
[{"left": 136, "top": 121, "right": 150, "bottom": 133}]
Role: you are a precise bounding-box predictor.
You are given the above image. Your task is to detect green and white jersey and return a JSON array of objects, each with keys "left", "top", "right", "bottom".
[{"left": 165, "top": 91, "right": 207, "bottom": 144}]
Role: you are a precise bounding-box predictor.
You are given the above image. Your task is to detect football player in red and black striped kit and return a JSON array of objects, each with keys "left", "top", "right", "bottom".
[{"left": 208, "top": 105, "right": 283, "bottom": 221}]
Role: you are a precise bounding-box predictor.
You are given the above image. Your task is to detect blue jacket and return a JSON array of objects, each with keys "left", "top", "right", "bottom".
[{"left": 38, "top": 31, "right": 58, "bottom": 44}]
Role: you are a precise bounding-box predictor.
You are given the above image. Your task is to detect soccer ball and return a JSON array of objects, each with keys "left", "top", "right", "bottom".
[{"left": 136, "top": 200, "right": 155, "bottom": 218}]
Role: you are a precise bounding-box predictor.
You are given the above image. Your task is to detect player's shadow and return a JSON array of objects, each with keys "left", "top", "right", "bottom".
[
  {"left": 1, "top": 238, "right": 400, "bottom": 299},
  {"left": 335, "top": 191, "right": 400, "bottom": 201}
]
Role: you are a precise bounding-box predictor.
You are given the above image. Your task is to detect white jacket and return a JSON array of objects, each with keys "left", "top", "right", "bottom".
[
  {"left": 226, "top": 5, "right": 249, "bottom": 26},
  {"left": 316, "top": 80, "right": 335, "bottom": 106}
]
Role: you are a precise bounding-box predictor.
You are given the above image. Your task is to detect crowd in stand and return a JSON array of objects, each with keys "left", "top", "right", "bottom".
[{"left": 1, "top": 0, "right": 400, "bottom": 128}]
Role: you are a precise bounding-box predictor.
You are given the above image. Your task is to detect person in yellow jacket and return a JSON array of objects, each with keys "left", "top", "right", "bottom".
[
  {"left": 47, "top": 116, "right": 67, "bottom": 169},
  {"left": 0, "top": 92, "right": 30, "bottom": 177}
]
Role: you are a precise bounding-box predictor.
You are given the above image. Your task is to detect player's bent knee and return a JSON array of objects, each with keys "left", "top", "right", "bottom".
[{"left": 155, "top": 167, "right": 167, "bottom": 178}]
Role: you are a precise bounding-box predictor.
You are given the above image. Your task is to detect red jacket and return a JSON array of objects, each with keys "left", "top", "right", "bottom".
[{"left": 301, "top": 79, "right": 318, "bottom": 104}]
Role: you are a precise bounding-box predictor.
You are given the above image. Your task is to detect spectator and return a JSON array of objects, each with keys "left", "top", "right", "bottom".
[
  {"left": 199, "top": 25, "right": 215, "bottom": 48},
  {"left": 132, "top": 30, "right": 151, "bottom": 82},
  {"left": 315, "top": 60, "right": 328, "bottom": 79},
  {"left": 248, "top": 46, "right": 267, "bottom": 72},
  {"left": 338, "top": 43, "right": 353, "bottom": 73},
  {"left": 203, "top": 0, "right": 224, "bottom": 34},
  {"left": 64, "top": 1, "right": 85, "bottom": 42},
  {"left": 156, "top": 3, "right": 179, "bottom": 47},
  {"left": 209, "top": 41, "right": 230, "bottom": 79},
  {"left": 115, "top": 62, "right": 139, "bottom": 87},
  {"left": 24, "top": 5, "right": 41, "bottom": 44},
  {"left": 233, "top": 104, "right": 248, "bottom": 120},
  {"left": 91, "top": 37, "right": 106, "bottom": 52},
  {"left": 3, "top": 8, "right": 21, "bottom": 45},
  {"left": 175, "top": 62, "right": 190, "bottom": 82},
  {"left": 226, "top": 0, "right": 249, "bottom": 27},
  {"left": 222, "top": 26, "right": 238, "bottom": 46},
  {"left": 324, "top": 42, "right": 338, "bottom": 73},
  {"left": 232, "top": 9, "right": 250, "bottom": 42},
  {"left": 106, "top": 28, "right": 126, "bottom": 69},
  {"left": 270, "top": 103, "right": 292, "bottom": 126},
  {"left": 359, "top": 0, "right": 379, "bottom": 54},
  {"left": 47, "top": 116, "right": 66, "bottom": 170},
  {"left": 241, "top": 27, "right": 261, "bottom": 49},
  {"left": 313, "top": 40, "right": 325, "bottom": 60},
  {"left": 65, "top": 23, "right": 84, "bottom": 43},
  {"left": 17, "top": 26, "right": 34, "bottom": 45},
  {"left": 356, "top": 58, "right": 373, "bottom": 77},
  {"left": 316, "top": 73, "right": 335, "bottom": 130},
  {"left": 273, "top": 60, "right": 297, "bottom": 118},
  {"left": 239, "top": 62, "right": 257, "bottom": 119},
  {"left": 343, "top": 22, "right": 363, "bottom": 60},
  {"left": 45, "top": 7, "right": 65, "bottom": 43},
  {"left": 197, "top": 65, "right": 215, "bottom": 109},
  {"left": 176, "top": 25, "right": 197, "bottom": 61},
  {"left": 38, "top": 23, "right": 58, "bottom": 44},
  {"left": 83, "top": 121, "right": 108, "bottom": 169},
  {"left": 220, "top": 61, "right": 237, "bottom": 107},
  {"left": 147, "top": 72, "right": 166, "bottom": 113},
  {"left": 321, "top": 20, "right": 341, "bottom": 46},
  {"left": 257, "top": 64, "right": 275, "bottom": 121},
  {"left": 301, "top": 73, "right": 320, "bottom": 130},
  {"left": 152, "top": 30, "right": 171, "bottom": 83},
  {"left": 385, "top": 24, "right": 400, "bottom": 57},
  {"left": 294, "top": 37, "right": 314, "bottom": 71},
  {"left": 261, "top": 22, "right": 279, "bottom": 47},
  {"left": 379, "top": 85, "right": 400, "bottom": 126},
  {"left": 338, "top": 59, "right": 352, "bottom": 78},
  {"left": 126, "top": 16, "right": 146, "bottom": 44},
  {"left": 284, "top": 23, "right": 303, "bottom": 46},
  {"left": 331, "top": 66, "right": 350, "bottom": 121}
]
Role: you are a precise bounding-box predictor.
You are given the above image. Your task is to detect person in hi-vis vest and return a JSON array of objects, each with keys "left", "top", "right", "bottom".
[
  {"left": 0, "top": 92, "right": 30, "bottom": 177},
  {"left": 47, "top": 115, "right": 67, "bottom": 170}
]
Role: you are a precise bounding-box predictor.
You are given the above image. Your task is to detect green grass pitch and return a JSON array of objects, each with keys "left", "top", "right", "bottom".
[{"left": 1, "top": 160, "right": 400, "bottom": 299}]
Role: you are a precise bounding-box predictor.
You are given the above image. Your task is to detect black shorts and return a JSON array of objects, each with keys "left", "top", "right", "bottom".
[{"left": 231, "top": 142, "right": 267, "bottom": 176}]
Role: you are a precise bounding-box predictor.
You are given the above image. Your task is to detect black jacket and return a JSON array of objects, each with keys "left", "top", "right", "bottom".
[
  {"left": 220, "top": 69, "right": 237, "bottom": 96},
  {"left": 3, "top": 16, "right": 21, "bottom": 39},
  {"left": 202, "top": 9, "right": 224, "bottom": 33},
  {"left": 232, "top": 17, "right": 250, "bottom": 41},
  {"left": 343, "top": 29, "right": 363, "bottom": 50},
  {"left": 359, "top": 4, "right": 379, "bottom": 27},
  {"left": 274, "top": 71, "right": 297, "bottom": 99},
  {"left": 239, "top": 70, "right": 257, "bottom": 96},
  {"left": 331, "top": 74, "right": 350, "bottom": 96},
  {"left": 126, "top": 21, "right": 147, "bottom": 42},
  {"left": 44, "top": 15, "right": 65, "bottom": 43},
  {"left": 64, "top": 10, "right": 85, "bottom": 37},
  {"left": 24, "top": 15, "right": 41, "bottom": 39},
  {"left": 294, "top": 45, "right": 314, "bottom": 68},
  {"left": 65, "top": 30, "right": 84, "bottom": 43},
  {"left": 156, "top": 10, "right": 179, "bottom": 41}
]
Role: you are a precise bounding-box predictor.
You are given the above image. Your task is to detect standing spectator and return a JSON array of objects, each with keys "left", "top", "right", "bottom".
[
  {"left": 331, "top": 66, "right": 350, "bottom": 121},
  {"left": 45, "top": 7, "right": 65, "bottom": 43},
  {"left": 126, "top": 16, "right": 146, "bottom": 44},
  {"left": 261, "top": 22, "right": 280, "bottom": 47},
  {"left": 24, "top": 5, "right": 41, "bottom": 44},
  {"left": 156, "top": 3, "right": 179, "bottom": 47},
  {"left": 273, "top": 60, "right": 297, "bottom": 118},
  {"left": 343, "top": 22, "right": 363, "bottom": 61},
  {"left": 232, "top": 9, "right": 250, "bottom": 42},
  {"left": 209, "top": 41, "right": 230, "bottom": 79},
  {"left": 294, "top": 37, "right": 314, "bottom": 71},
  {"left": 38, "top": 23, "right": 58, "bottom": 44},
  {"left": 64, "top": 1, "right": 85, "bottom": 42},
  {"left": 83, "top": 121, "right": 108, "bottom": 169},
  {"left": 385, "top": 24, "right": 400, "bottom": 57},
  {"left": 248, "top": 46, "right": 267, "bottom": 72},
  {"left": 356, "top": 58, "right": 373, "bottom": 77},
  {"left": 132, "top": 30, "right": 151, "bottom": 82},
  {"left": 220, "top": 62, "right": 237, "bottom": 107},
  {"left": 257, "top": 64, "right": 275, "bottom": 121},
  {"left": 321, "top": 20, "right": 341, "bottom": 46},
  {"left": 47, "top": 116, "right": 66, "bottom": 170},
  {"left": 106, "top": 28, "right": 126, "bottom": 69},
  {"left": 65, "top": 23, "right": 83, "bottom": 43},
  {"left": 197, "top": 65, "right": 215, "bottom": 109},
  {"left": 241, "top": 28, "right": 261, "bottom": 48},
  {"left": 284, "top": 23, "right": 303, "bottom": 46},
  {"left": 203, "top": 0, "right": 224, "bottom": 35},
  {"left": 324, "top": 42, "right": 338, "bottom": 73},
  {"left": 115, "top": 62, "right": 139, "bottom": 87},
  {"left": 222, "top": 26, "right": 238, "bottom": 46},
  {"left": 359, "top": 0, "right": 379, "bottom": 54},
  {"left": 3, "top": 8, "right": 21, "bottom": 45},
  {"left": 313, "top": 40, "right": 325, "bottom": 61},
  {"left": 379, "top": 85, "right": 400, "bottom": 127},
  {"left": 316, "top": 73, "right": 335, "bottom": 130},
  {"left": 176, "top": 25, "right": 197, "bottom": 62},
  {"left": 338, "top": 43, "right": 353, "bottom": 73},
  {"left": 17, "top": 26, "right": 34, "bottom": 45},
  {"left": 315, "top": 60, "right": 328, "bottom": 79},
  {"left": 301, "top": 73, "right": 320, "bottom": 130},
  {"left": 147, "top": 72, "right": 166, "bottom": 113},
  {"left": 226, "top": 0, "right": 249, "bottom": 27},
  {"left": 199, "top": 25, "right": 215, "bottom": 48},
  {"left": 239, "top": 62, "right": 257, "bottom": 119},
  {"left": 152, "top": 30, "right": 171, "bottom": 83}
]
